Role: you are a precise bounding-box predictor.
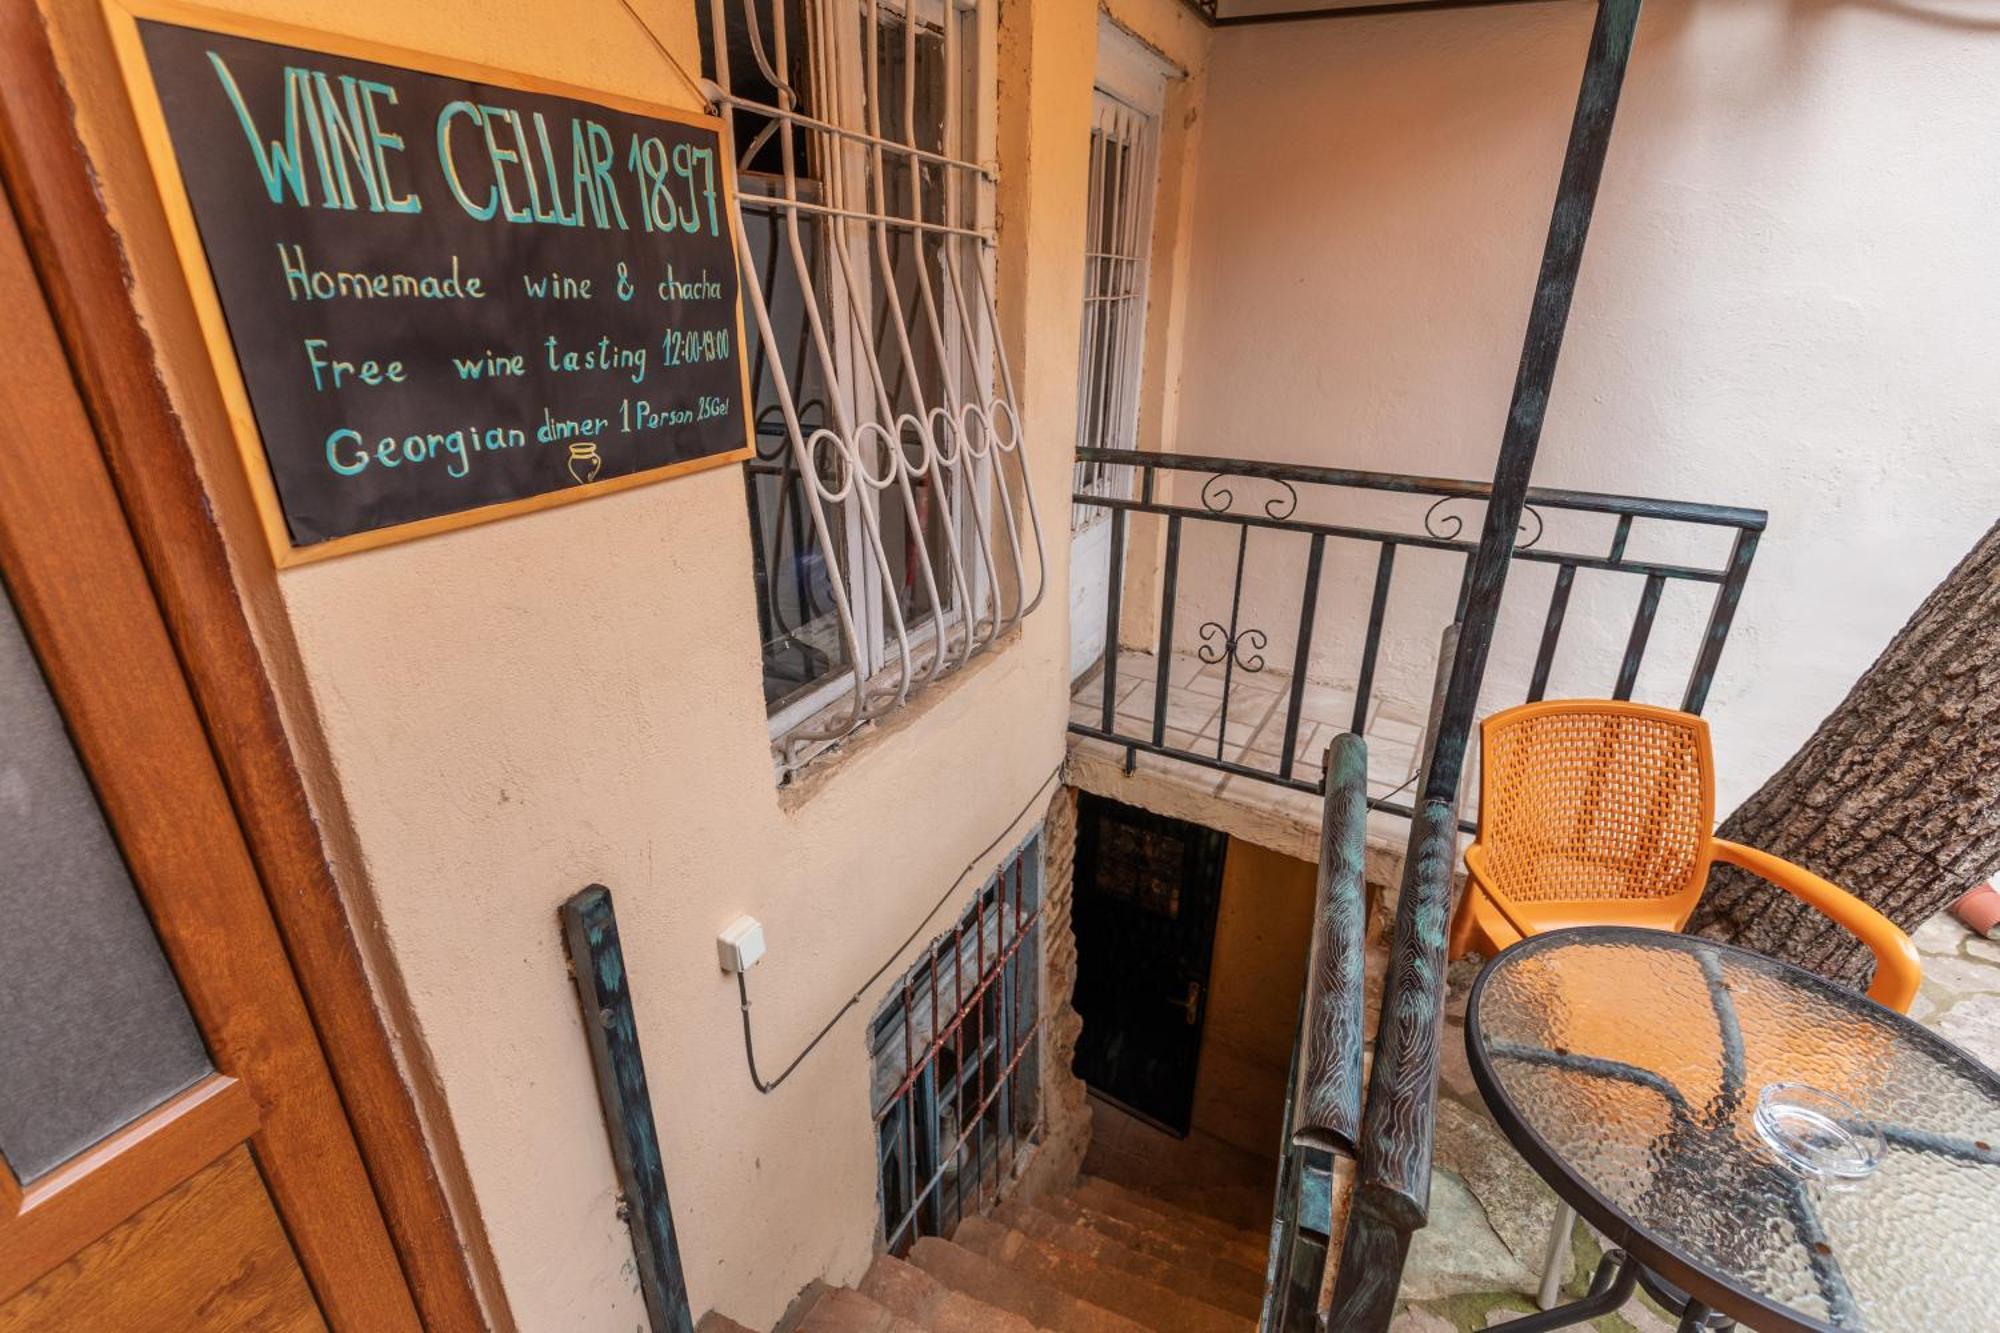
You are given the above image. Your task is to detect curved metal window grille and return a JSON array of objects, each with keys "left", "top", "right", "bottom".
[{"left": 704, "top": 0, "right": 1048, "bottom": 776}]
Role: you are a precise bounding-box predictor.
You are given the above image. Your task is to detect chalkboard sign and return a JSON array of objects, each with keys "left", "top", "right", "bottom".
[{"left": 106, "top": 5, "right": 753, "bottom": 564}]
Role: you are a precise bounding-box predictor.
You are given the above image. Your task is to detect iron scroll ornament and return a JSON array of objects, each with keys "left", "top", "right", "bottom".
[
  {"left": 1425, "top": 496, "right": 1545, "bottom": 550},
  {"left": 1197, "top": 622, "right": 1267, "bottom": 674},
  {"left": 1201, "top": 471, "right": 1299, "bottom": 520},
  {"left": 1191, "top": 469, "right": 1287, "bottom": 679}
]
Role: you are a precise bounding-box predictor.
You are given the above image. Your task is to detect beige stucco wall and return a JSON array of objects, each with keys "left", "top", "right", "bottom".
[
  {"left": 1168, "top": 0, "right": 2000, "bottom": 813},
  {"left": 39, "top": 0, "right": 1123, "bottom": 1325}
]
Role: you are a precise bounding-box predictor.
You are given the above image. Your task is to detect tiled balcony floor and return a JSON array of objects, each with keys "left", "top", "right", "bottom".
[{"left": 1067, "top": 647, "right": 1443, "bottom": 869}]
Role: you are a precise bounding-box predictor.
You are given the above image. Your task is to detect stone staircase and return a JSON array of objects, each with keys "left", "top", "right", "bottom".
[{"left": 703, "top": 1174, "right": 1268, "bottom": 1333}]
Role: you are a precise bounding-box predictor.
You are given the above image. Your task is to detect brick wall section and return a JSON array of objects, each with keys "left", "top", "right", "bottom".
[{"left": 1021, "top": 783, "right": 1090, "bottom": 1199}]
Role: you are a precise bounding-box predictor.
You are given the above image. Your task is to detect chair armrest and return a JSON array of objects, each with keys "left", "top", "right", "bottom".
[
  {"left": 1709, "top": 839, "right": 1922, "bottom": 1013},
  {"left": 1463, "top": 843, "right": 1539, "bottom": 941}
]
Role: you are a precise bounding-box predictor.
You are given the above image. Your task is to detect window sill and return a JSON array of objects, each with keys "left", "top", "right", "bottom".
[{"left": 773, "top": 623, "right": 1027, "bottom": 811}]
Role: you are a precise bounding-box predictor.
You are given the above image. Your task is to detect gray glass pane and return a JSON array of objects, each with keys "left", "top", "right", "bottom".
[{"left": 0, "top": 580, "right": 211, "bottom": 1182}]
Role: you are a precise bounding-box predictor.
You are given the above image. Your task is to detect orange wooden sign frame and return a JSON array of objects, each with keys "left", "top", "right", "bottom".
[{"left": 100, "top": 0, "right": 754, "bottom": 567}]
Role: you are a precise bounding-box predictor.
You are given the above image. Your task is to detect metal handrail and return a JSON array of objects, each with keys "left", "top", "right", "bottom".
[
  {"left": 1247, "top": 0, "right": 1655, "bottom": 1317},
  {"left": 1324, "top": 796, "right": 1460, "bottom": 1321},
  {"left": 1292, "top": 733, "right": 1370, "bottom": 1157},
  {"left": 1321, "top": 0, "right": 1650, "bottom": 1324},
  {"left": 1076, "top": 445, "right": 1767, "bottom": 531},
  {"left": 1264, "top": 732, "right": 1373, "bottom": 1333}
]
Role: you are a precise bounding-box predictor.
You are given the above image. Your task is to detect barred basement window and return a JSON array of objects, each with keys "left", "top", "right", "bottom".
[
  {"left": 701, "top": 0, "right": 1048, "bottom": 778},
  {"left": 869, "top": 837, "right": 1041, "bottom": 1254}
]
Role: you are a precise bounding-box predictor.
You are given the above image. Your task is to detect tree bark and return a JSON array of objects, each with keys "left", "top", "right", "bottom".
[{"left": 1687, "top": 518, "right": 2000, "bottom": 990}]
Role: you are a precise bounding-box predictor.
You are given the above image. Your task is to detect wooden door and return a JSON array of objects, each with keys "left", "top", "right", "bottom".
[
  {"left": 1070, "top": 793, "right": 1228, "bottom": 1136},
  {"left": 0, "top": 176, "right": 421, "bottom": 1330}
]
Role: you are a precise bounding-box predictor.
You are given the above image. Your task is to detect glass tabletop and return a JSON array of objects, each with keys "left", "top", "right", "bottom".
[{"left": 1466, "top": 926, "right": 2000, "bottom": 1333}]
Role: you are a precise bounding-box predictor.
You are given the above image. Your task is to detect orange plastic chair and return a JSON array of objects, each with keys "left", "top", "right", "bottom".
[{"left": 1448, "top": 700, "right": 1921, "bottom": 1013}]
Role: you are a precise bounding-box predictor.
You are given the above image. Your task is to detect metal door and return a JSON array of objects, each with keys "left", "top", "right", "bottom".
[{"left": 1069, "top": 794, "right": 1227, "bottom": 1136}]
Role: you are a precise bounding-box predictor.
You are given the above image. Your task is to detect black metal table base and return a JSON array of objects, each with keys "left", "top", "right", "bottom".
[{"left": 1486, "top": 1250, "right": 1736, "bottom": 1333}]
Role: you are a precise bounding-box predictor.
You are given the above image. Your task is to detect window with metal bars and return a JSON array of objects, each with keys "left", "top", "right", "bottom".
[
  {"left": 869, "top": 837, "right": 1041, "bottom": 1255},
  {"left": 700, "top": 0, "right": 1048, "bottom": 777},
  {"left": 1070, "top": 91, "right": 1158, "bottom": 532}
]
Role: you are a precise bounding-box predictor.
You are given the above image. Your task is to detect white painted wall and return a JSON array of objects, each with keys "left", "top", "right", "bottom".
[{"left": 1168, "top": 0, "right": 2000, "bottom": 812}]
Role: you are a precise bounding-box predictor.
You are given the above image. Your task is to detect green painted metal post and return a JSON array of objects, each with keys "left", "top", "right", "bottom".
[
  {"left": 1423, "top": 0, "right": 1646, "bottom": 810},
  {"left": 562, "top": 885, "right": 695, "bottom": 1333},
  {"left": 1294, "top": 733, "right": 1371, "bottom": 1156},
  {"left": 1329, "top": 0, "right": 1647, "bottom": 1327}
]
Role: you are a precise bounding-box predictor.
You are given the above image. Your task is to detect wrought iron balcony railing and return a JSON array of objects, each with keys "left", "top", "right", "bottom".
[{"left": 1068, "top": 445, "right": 1765, "bottom": 824}]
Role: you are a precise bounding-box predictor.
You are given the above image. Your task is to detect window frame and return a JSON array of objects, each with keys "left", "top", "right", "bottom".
[
  {"left": 1071, "top": 24, "right": 1170, "bottom": 532},
  {"left": 708, "top": 0, "right": 1036, "bottom": 769}
]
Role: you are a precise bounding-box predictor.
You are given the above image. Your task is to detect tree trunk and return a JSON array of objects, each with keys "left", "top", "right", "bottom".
[{"left": 1687, "top": 518, "right": 2000, "bottom": 990}]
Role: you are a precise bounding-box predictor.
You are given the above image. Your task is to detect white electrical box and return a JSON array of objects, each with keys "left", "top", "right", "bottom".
[{"left": 716, "top": 915, "right": 766, "bottom": 972}]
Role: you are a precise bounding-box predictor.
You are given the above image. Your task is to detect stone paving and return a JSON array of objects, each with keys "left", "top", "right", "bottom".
[{"left": 1392, "top": 910, "right": 2000, "bottom": 1332}]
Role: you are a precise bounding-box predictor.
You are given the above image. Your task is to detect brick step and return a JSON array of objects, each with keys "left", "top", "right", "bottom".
[
  {"left": 953, "top": 1216, "right": 1251, "bottom": 1333},
  {"left": 770, "top": 1282, "right": 837, "bottom": 1333},
  {"left": 858, "top": 1253, "right": 1043, "bottom": 1333},
  {"left": 796, "top": 1286, "right": 926, "bottom": 1333},
  {"left": 1037, "top": 1193, "right": 1268, "bottom": 1298},
  {"left": 994, "top": 1198, "right": 1264, "bottom": 1317},
  {"left": 696, "top": 1314, "right": 761, "bottom": 1333},
  {"left": 1135, "top": 1180, "right": 1275, "bottom": 1235},
  {"left": 1070, "top": 1178, "right": 1269, "bottom": 1271},
  {"left": 1079, "top": 1171, "right": 1275, "bottom": 1237},
  {"left": 908, "top": 1235, "right": 1147, "bottom": 1333}
]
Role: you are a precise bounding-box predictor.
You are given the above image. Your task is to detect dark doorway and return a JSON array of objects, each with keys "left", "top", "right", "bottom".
[{"left": 1070, "top": 793, "right": 1228, "bottom": 1136}]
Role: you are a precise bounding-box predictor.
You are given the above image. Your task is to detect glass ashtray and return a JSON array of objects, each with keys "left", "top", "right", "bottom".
[{"left": 1754, "top": 1082, "right": 1884, "bottom": 1181}]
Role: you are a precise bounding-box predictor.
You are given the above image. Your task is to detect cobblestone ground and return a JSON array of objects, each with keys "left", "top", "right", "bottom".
[{"left": 1393, "top": 911, "right": 2000, "bottom": 1332}]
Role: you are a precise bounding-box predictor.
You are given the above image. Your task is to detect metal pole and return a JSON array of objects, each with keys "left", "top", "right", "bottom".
[
  {"left": 1423, "top": 0, "right": 1646, "bottom": 808},
  {"left": 561, "top": 886, "right": 695, "bottom": 1333},
  {"left": 1330, "top": 5, "right": 1648, "bottom": 1329},
  {"left": 1292, "top": 733, "right": 1371, "bottom": 1156}
]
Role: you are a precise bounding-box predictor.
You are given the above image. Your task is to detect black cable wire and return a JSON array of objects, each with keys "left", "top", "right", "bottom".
[
  {"left": 1374, "top": 765, "right": 1422, "bottom": 808},
  {"left": 735, "top": 743, "right": 1421, "bottom": 1092},
  {"left": 738, "top": 763, "right": 1064, "bottom": 1093}
]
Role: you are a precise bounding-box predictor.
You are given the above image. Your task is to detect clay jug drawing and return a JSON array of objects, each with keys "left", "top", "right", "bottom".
[{"left": 567, "top": 440, "right": 603, "bottom": 485}]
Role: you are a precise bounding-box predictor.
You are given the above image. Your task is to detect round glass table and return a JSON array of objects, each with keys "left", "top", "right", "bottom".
[{"left": 1466, "top": 926, "right": 2000, "bottom": 1333}]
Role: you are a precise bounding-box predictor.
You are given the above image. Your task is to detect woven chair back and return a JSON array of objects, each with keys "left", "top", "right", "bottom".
[{"left": 1477, "top": 700, "right": 1715, "bottom": 905}]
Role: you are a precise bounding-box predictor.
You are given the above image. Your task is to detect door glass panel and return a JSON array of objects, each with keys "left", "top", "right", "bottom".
[{"left": 0, "top": 580, "right": 211, "bottom": 1182}]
